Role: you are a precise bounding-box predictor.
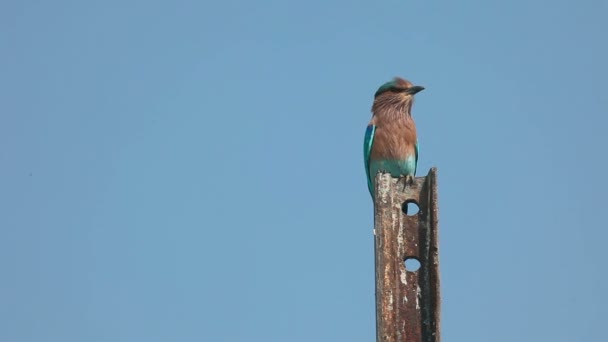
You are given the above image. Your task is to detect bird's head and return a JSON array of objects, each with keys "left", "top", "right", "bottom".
[
  {"left": 372, "top": 77, "right": 424, "bottom": 116},
  {"left": 374, "top": 77, "right": 425, "bottom": 99}
]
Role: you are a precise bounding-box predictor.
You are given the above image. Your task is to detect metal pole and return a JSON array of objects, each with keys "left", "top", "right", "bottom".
[{"left": 374, "top": 168, "right": 441, "bottom": 342}]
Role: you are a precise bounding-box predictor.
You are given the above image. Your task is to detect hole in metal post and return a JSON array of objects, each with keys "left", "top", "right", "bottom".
[
  {"left": 404, "top": 257, "right": 421, "bottom": 272},
  {"left": 402, "top": 200, "right": 419, "bottom": 216}
]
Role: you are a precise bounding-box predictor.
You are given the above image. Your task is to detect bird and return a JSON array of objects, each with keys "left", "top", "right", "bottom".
[{"left": 363, "top": 77, "right": 425, "bottom": 201}]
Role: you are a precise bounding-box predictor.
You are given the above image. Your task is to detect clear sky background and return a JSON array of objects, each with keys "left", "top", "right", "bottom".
[{"left": 1, "top": 1, "right": 607, "bottom": 341}]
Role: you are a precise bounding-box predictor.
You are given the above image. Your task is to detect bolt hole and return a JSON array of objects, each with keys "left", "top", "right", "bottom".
[
  {"left": 404, "top": 257, "right": 421, "bottom": 272},
  {"left": 401, "top": 200, "right": 419, "bottom": 216}
]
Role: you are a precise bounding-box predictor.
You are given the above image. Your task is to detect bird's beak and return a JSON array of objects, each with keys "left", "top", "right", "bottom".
[{"left": 406, "top": 85, "right": 425, "bottom": 95}]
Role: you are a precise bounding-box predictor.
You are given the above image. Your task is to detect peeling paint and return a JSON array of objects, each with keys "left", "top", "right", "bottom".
[
  {"left": 416, "top": 286, "right": 421, "bottom": 311},
  {"left": 397, "top": 227, "right": 404, "bottom": 246}
]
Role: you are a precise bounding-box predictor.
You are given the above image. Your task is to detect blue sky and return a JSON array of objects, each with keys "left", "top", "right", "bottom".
[{"left": 1, "top": 0, "right": 606, "bottom": 341}]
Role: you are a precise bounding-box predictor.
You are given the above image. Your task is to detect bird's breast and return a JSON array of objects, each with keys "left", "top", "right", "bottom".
[{"left": 370, "top": 118, "right": 417, "bottom": 160}]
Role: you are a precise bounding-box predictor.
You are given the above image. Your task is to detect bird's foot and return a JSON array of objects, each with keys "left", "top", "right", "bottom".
[{"left": 397, "top": 175, "right": 415, "bottom": 191}]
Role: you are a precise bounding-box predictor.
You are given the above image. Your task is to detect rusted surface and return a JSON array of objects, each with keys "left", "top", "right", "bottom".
[{"left": 374, "top": 168, "right": 441, "bottom": 342}]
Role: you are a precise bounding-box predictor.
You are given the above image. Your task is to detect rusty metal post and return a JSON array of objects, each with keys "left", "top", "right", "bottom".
[{"left": 374, "top": 168, "right": 441, "bottom": 342}]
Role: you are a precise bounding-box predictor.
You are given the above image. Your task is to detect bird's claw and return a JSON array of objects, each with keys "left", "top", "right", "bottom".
[{"left": 397, "top": 175, "right": 415, "bottom": 191}]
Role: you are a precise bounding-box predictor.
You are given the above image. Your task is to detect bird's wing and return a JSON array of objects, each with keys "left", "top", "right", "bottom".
[
  {"left": 414, "top": 139, "right": 419, "bottom": 175},
  {"left": 364, "top": 124, "right": 376, "bottom": 196}
]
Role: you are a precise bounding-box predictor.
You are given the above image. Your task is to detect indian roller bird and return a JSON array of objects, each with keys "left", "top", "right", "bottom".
[{"left": 363, "top": 77, "right": 425, "bottom": 200}]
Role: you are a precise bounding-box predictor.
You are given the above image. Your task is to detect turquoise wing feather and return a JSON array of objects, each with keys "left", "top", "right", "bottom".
[
  {"left": 414, "top": 140, "right": 419, "bottom": 175},
  {"left": 364, "top": 125, "right": 376, "bottom": 197}
]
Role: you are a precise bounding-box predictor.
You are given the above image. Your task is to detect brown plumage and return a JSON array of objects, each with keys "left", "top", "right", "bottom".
[
  {"left": 364, "top": 77, "right": 425, "bottom": 197},
  {"left": 369, "top": 77, "right": 419, "bottom": 161}
]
